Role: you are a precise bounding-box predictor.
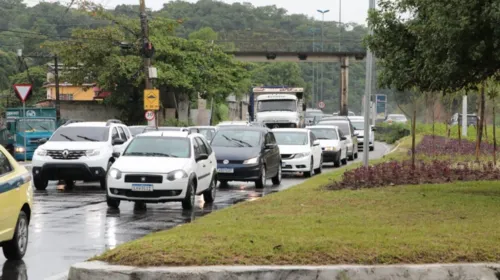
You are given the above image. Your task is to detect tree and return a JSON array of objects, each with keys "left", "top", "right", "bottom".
[{"left": 251, "top": 62, "right": 306, "bottom": 87}]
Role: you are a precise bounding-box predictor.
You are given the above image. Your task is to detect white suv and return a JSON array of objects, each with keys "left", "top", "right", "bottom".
[
  {"left": 105, "top": 131, "right": 217, "bottom": 210},
  {"left": 31, "top": 120, "right": 132, "bottom": 190}
]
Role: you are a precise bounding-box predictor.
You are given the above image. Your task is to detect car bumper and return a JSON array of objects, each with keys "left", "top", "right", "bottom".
[
  {"left": 32, "top": 163, "right": 106, "bottom": 181},
  {"left": 322, "top": 150, "right": 341, "bottom": 162},
  {"left": 216, "top": 163, "right": 261, "bottom": 181},
  {"left": 357, "top": 139, "right": 374, "bottom": 148},
  {"left": 107, "top": 176, "right": 188, "bottom": 203},
  {"left": 282, "top": 156, "right": 311, "bottom": 172},
  {"left": 14, "top": 150, "right": 34, "bottom": 161}
]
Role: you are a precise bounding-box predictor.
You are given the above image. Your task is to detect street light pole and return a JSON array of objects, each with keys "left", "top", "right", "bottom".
[
  {"left": 310, "top": 27, "right": 316, "bottom": 107},
  {"left": 363, "top": 0, "right": 376, "bottom": 167},
  {"left": 317, "top": 9, "right": 330, "bottom": 103},
  {"left": 339, "top": 0, "right": 342, "bottom": 51}
]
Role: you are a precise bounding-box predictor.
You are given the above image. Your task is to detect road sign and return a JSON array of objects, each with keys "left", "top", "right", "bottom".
[
  {"left": 375, "top": 94, "right": 387, "bottom": 119},
  {"left": 13, "top": 84, "right": 32, "bottom": 102},
  {"left": 144, "top": 110, "right": 155, "bottom": 121},
  {"left": 318, "top": 101, "right": 325, "bottom": 109},
  {"left": 144, "top": 89, "right": 160, "bottom": 110}
]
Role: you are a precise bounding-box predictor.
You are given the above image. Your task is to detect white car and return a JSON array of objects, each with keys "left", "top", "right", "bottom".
[
  {"left": 32, "top": 120, "right": 132, "bottom": 190},
  {"left": 385, "top": 114, "right": 408, "bottom": 124},
  {"left": 106, "top": 131, "right": 217, "bottom": 210},
  {"left": 348, "top": 116, "right": 375, "bottom": 151},
  {"left": 306, "top": 125, "right": 348, "bottom": 167},
  {"left": 272, "top": 128, "right": 322, "bottom": 177},
  {"left": 216, "top": 121, "right": 249, "bottom": 128}
]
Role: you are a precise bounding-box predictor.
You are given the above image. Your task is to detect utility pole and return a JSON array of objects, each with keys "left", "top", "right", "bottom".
[
  {"left": 310, "top": 28, "right": 316, "bottom": 107},
  {"left": 339, "top": 0, "right": 342, "bottom": 51},
  {"left": 54, "top": 55, "right": 61, "bottom": 122},
  {"left": 140, "top": 0, "right": 155, "bottom": 127},
  {"left": 363, "top": 0, "right": 375, "bottom": 167}
]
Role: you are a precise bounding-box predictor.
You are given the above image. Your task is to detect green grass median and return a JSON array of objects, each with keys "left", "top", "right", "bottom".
[{"left": 94, "top": 145, "right": 500, "bottom": 266}]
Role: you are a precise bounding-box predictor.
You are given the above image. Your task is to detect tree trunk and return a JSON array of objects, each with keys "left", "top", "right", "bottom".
[
  {"left": 483, "top": 108, "right": 488, "bottom": 141},
  {"left": 494, "top": 104, "right": 497, "bottom": 165},
  {"left": 458, "top": 123, "right": 461, "bottom": 145},
  {"left": 432, "top": 100, "right": 435, "bottom": 140},
  {"left": 412, "top": 107, "right": 417, "bottom": 168},
  {"left": 476, "top": 83, "right": 485, "bottom": 162}
]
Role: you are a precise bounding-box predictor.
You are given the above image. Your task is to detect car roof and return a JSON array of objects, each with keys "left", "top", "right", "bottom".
[
  {"left": 189, "top": 126, "right": 216, "bottom": 129},
  {"left": 138, "top": 131, "right": 189, "bottom": 138},
  {"left": 217, "top": 121, "right": 248, "bottom": 126},
  {"left": 307, "top": 125, "right": 339, "bottom": 130},
  {"left": 66, "top": 122, "right": 110, "bottom": 127},
  {"left": 216, "top": 126, "right": 269, "bottom": 132},
  {"left": 348, "top": 116, "right": 364, "bottom": 120},
  {"left": 272, "top": 128, "right": 309, "bottom": 133},
  {"left": 388, "top": 114, "right": 405, "bottom": 117}
]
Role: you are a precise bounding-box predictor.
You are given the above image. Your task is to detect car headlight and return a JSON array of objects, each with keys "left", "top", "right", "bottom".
[
  {"left": 86, "top": 149, "right": 100, "bottom": 156},
  {"left": 15, "top": 146, "right": 25, "bottom": 153},
  {"left": 167, "top": 170, "right": 188, "bottom": 181},
  {"left": 294, "top": 152, "right": 310, "bottom": 158},
  {"left": 35, "top": 148, "right": 47, "bottom": 156},
  {"left": 324, "top": 146, "right": 337, "bottom": 151},
  {"left": 108, "top": 168, "right": 122, "bottom": 179},
  {"left": 243, "top": 157, "right": 259, "bottom": 164}
]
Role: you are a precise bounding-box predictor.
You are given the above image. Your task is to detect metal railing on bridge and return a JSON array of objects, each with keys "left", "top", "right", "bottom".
[{"left": 214, "top": 39, "right": 365, "bottom": 53}]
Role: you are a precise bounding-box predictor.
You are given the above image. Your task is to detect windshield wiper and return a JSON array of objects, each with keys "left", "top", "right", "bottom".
[
  {"left": 223, "top": 135, "right": 252, "bottom": 147},
  {"left": 76, "top": 135, "right": 99, "bottom": 142},
  {"left": 145, "top": 152, "right": 178, "bottom": 157},
  {"left": 59, "top": 134, "right": 74, "bottom": 141},
  {"left": 222, "top": 135, "right": 245, "bottom": 147},
  {"left": 39, "top": 125, "right": 49, "bottom": 131},
  {"left": 124, "top": 152, "right": 146, "bottom": 156}
]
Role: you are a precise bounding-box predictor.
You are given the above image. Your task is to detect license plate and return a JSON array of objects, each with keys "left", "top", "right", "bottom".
[
  {"left": 217, "top": 168, "right": 234, "bottom": 173},
  {"left": 131, "top": 184, "right": 154, "bottom": 191}
]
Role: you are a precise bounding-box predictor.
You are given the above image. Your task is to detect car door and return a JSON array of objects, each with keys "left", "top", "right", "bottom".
[
  {"left": 0, "top": 150, "right": 18, "bottom": 241},
  {"left": 338, "top": 129, "right": 347, "bottom": 159},
  {"left": 111, "top": 127, "right": 124, "bottom": 154},
  {"left": 199, "top": 136, "right": 216, "bottom": 172},
  {"left": 267, "top": 132, "right": 280, "bottom": 175},
  {"left": 262, "top": 132, "right": 274, "bottom": 177},
  {"left": 350, "top": 123, "right": 358, "bottom": 150},
  {"left": 309, "top": 131, "right": 322, "bottom": 168},
  {"left": 193, "top": 137, "right": 211, "bottom": 191}
]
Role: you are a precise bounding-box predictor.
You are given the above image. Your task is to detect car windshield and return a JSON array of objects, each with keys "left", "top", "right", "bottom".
[
  {"left": 308, "top": 128, "right": 339, "bottom": 140},
  {"left": 211, "top": 130, "right": 261, "bottom": 147},
  {"left": 306, "top": 111, "right": 323, "bottom": 117},
  {"left": 50, "top": 127, "right": 109, "bottom": 142},
  {"left": 17, "top": 119, "right": 56, "bottom": 132},
  {"left": 274, "top": 131, "right": 309, "bottom": 145},
  {"left": 319, "top": 121, "right": 350, "bottom": 135},
  {"left": 129, "top": 127, "right": 147, "bottom": 136},
  {"left": 257, "top": 100, "right": 297, "bottom": 112},
  {"left": 350, "top": 121, "right": 364, "bottom": 130},
  {"left": 123, "top": 136, "right": 190, "bottom": 158},
  {"left": 193, "top": 128, "right": 216, "bottom": 140},
  {"left": 144, "top": 127, "right": 181, "bottom": 132}
]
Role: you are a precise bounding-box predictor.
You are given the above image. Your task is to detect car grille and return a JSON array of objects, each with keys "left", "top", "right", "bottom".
[
  {"left": 217, "top": 160, "right": 244, "bottom": 164},
  {"left": 124, "top": 174, "right": 163, "bottom": 184},
  {"left": 281, "top": 154, "right": 294, "bottom": 159},
  {"left": 110, "top": 188, "right": 181, "bottom": 198},
  {"left": 47, "top": 150, "right": 86, "bottom": 160}
]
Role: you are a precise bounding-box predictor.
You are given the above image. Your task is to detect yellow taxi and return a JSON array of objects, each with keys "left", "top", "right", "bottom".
[{"left": 0, "top": 145, "right": 33, "bottom": 260}]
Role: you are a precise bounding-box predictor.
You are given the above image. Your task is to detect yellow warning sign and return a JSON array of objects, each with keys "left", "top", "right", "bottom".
[{"left": 144, "top": 89, "right": 160, "bottom": 110}]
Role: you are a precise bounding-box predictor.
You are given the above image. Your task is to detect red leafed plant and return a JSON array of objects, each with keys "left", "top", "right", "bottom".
[
  {"left": 328, "top": 160, "right": 500, "bottom": 190},
  {"left": 411, "top": 135, "right": 495, "bottom": 157}
]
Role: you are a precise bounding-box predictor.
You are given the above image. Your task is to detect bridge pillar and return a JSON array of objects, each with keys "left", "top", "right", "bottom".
[{"left": 339, "top": 56, "right": 349, "bottom": 116}]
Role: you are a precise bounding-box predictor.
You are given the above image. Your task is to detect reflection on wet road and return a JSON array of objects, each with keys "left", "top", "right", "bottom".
[{"left": 0, "top": 142, "right": 390, "bottom": 279}]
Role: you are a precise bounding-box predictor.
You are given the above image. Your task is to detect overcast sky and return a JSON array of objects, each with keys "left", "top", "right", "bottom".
[{"left": 100, "top": 0, "right": 371, "bottom": 25}]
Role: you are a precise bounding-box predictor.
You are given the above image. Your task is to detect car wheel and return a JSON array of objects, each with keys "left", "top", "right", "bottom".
[
  {"left": 65, "top": 180, "right": 75, "bottom": 190},
  {"left": 369, "top": 145, "right": 375, "bottom": 151},
  {"left": 255, "top": 165, "right": 266, "bottom": 189},
  {"left": 304, "top": 158, "right": 313, "bottom": 178},
  {"left": 182, "top": 180, "right": 196, "bottom": 210},
  {"left": 2, "top": 211, "right": 29, "bottom": 260},
  {"left": 219, "top": 180, "right": 229, "bottom": 188},
  {"left": 106, "top": 195, "right": 120, "bottom": 209},
  {"left": 33, "top": 178, "right": 48, "bottom": 191},
  {"left": 314, "top": 155, "right": 323, "bottom": 174},
  {"left": 334, "top": 151, "right": 341, "bottom": 167},
  {"left": 341, "top": 156, "right": 348, "bottom": 165},
  {"left": 354, "top": 149, "right": 359, "bottom": 159},
  {"left": 348, "top": 147, "right": 354, "bottom": 160},
  {"left": 203, "top": 176, "right": 217, "bottom": 203},
  {"left": 100, "top": 161, "right": 113, "bottom": 189},
  {"left": 271, "top": 164, "right": 282, "bottom": 185}
]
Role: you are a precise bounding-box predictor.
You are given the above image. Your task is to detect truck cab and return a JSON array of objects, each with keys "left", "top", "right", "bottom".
[
  {"left": 0, "top": 108, "right": 57, "bottom": 161},
  {"left": 249, "top": 87, "right": 306, "bottom": 128}
]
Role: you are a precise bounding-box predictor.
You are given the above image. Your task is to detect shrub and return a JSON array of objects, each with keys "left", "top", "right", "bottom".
[
  {"left": 328, "top": 160, "right": 500, "bottom": 190},
  {"left": 374, "top": 123, "right": 410, "bottom": 144},
  {"left": 412, "top": 135, "right": 495, "bottom": 157}
]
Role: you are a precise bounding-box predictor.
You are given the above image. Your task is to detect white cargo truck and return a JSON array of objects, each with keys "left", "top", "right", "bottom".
[{"left": 249, "top": 87, "right": 306, "bottom": 128}]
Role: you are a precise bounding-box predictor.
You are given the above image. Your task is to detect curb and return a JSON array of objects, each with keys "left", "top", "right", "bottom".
[{"left": 68, "top": 261, "right": 500, "bottom": 280}]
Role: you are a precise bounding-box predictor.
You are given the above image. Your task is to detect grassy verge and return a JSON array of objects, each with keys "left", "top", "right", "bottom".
[{"left": 94, "top": 136, "right": 500, "bottom": 266}]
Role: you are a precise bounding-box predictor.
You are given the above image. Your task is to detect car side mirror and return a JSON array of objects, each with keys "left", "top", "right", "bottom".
[
  {"left": 112, "top": 152, "right": 120, "bottom": 158},
  {"left": 196, "top": 154, "right": 209, "bottom": 161},
  {"left": 371, "top": 126, "right": 376, "bottom": 131},
  {"left": 313, "top": 140, "right": 320, "bottom": 146},
  {"left": 112, "top": 138, "right": 125, "bottom": 146},
  {"left": 340, "top": 136, "right": 347, "bottom": 141},
  {"left": 39, "top": 138, "right": 47, "bottom": 144},
  {"left": 353, "top": 132, "right": 359, "bottom": 137},
  {"left": 265, "top": 143, "right": 275, "bottom": 150},
  {"left": 302, "top": 104, "right": 307, "bottom": 111}
]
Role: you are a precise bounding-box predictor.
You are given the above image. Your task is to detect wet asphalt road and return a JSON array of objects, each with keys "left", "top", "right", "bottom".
[{"left": 0, "top": 142, "right": 390, "bottom": 280}]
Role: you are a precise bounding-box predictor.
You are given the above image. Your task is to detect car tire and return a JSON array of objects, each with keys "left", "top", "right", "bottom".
[
  {"left": 314, "top": 156, "right": 323, "bottom": 174},
  {"left": 100, "top": 161, "right": 113, "bottom": 189},
  {"left": 354, "top": 150, "right": 359, "bottom": 159},
  {"left": 271, "top": 164, "right": 282, "bottom": 185},
  {"left": 219, "top": 180, "right": 229, "bottom": 188},
  {"left": 334, "top": 151, "right": 341, "bottom": 167},
  {"left": 65, "top": 180, "right": 75, "bottom": 190},
  {"left": 182, "top": 180, "right": 196, "bottom": 210},
  {"left": 348, "top": 147, "right": 354, "bottom": 160},
  {"left": 203, "top": 176, "right": 217, "bottom": 203},
  {"left": 2, "top": 211, "right": 29, "bottom": 260},
  {"left": 255, "top": 165, "right": 266, "bottom": 189},
  {"left": 33, "top": 178, "right": 48, "bottom": 191},
  {"left": 106, "top": 195, "right": 120, "bottom": 209},
  {"left": 369, "top": 145, "right": 375, "bottom": 151},
  {"left": 304, "top": 158, "right": 313, "bottom": 178}
]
